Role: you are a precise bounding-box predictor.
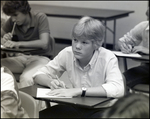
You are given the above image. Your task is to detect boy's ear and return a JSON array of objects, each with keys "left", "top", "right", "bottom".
[{"left": 93, "top": 43, "right": 99, "bottom": 50}]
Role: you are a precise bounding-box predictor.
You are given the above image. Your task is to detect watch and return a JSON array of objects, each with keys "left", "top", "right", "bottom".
[{"left": 81, "top": 87, "right": 87, "bottom": 97}]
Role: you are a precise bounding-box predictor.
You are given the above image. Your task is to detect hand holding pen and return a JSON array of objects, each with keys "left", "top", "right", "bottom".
[
  {"left": 50, "top": 75, "right": 67, "bottom": 90},
  {"left": 2, "top": 22, "right": 16, "bottom": 45}
]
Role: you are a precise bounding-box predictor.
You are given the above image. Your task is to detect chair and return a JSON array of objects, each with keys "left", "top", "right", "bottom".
[
  {"left": 43, "top": 35, "right": 56, "bottom": 59},
  {"left": 131, "top": 84, "right": 149, "bottom": 96},
  {"left": 122, "top": 74, "right": 127, "bottom": 96},
  {"left": 19, "top": 91, "right": 39, "bottom": 118}
]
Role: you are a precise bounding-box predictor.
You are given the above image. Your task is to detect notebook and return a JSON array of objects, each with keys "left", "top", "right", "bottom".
[{"left": 36, "top": 88, "right": 72, "bottom": 98}]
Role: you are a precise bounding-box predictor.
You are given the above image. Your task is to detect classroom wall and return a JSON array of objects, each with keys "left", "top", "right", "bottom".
[{"left": 29, "top": 1, "right": 148, "bottom": 45}]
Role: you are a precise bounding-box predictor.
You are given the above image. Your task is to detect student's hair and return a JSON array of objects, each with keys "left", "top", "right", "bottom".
[
  {"left": 102, "top": 93, "right": 149, "bottom": 118},
  {"left": 72, "top": 16, "right": 105, "bottom": 49},
  {"left": 146, "top": 7, "right": 149, "bottom": 18},
  {"left": 2, "top": 0, "right": 31, "bottom": 16}
]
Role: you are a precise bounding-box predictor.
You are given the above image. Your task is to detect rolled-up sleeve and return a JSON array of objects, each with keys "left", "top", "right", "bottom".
[{"left": 102, "top": 56, "right": 124, "bottom": 98}]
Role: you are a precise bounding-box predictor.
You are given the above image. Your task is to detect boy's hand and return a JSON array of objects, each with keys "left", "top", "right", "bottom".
[
  {"left": 120, "top": 43, "right": 133, "bottom": 54},
  {"left": 50, "top": 80, "right": 66, "bottom": 90},
  {"left": 132, "top": 46, "right": 149, "bottom": 54},
  {"left": 3, "top": 32, "right": 13, "bottom": 41},
  {"left": 3, "top": 40, "right": 15, "bottom": 48}
]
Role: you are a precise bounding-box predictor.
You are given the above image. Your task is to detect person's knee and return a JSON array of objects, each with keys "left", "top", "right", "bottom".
[
  {"left": 38, "top": 56, "right": 50, "bottom": 64},
  {"left": 19, "top": 74, "right": 34, "bottom": 87}
]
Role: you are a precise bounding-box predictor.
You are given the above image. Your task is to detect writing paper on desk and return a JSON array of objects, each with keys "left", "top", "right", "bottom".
[
  {"left": 112, "top": 51, "right": 141, "bottom": 57},
  {"left": 37, "top": 88, "right": 72, "bottom": 98}
]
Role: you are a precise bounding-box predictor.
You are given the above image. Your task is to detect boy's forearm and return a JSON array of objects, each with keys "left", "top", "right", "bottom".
[{"left": 33, "top": 74, "right": 52, "bottom": 88}]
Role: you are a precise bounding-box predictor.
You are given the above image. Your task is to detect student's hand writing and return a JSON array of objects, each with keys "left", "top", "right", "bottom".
[
  {"left": 46, "top": 88, "right": 79, "bottom": 97},
  {"left": 3, "top": 32, "right": 13, "bottom": 41},
  {"left": 50, "top": 80, "right": 66, "bottom": 90},
  {"left": 120, "top": 42, "right": 133, "bottom": 54}
]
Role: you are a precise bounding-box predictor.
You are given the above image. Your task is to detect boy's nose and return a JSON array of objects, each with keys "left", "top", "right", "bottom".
[
  {"left": 11, "top": 17, "right": 16, "bottom": 22},
  {"left": 76, "top": 42, "right": 82, "bottom": 49}
]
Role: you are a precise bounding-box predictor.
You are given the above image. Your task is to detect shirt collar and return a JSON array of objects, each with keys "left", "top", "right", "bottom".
[{"left": 73, "top": 48, "right": 99, "bottom": 70}]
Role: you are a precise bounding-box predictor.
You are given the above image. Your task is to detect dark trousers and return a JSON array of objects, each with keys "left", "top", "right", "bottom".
[
  {"left": 39, "top": 104, "right": 107, "bottom": 118},
  {"left": 123, "top": 63, "right": 149, "bottom": 88}
]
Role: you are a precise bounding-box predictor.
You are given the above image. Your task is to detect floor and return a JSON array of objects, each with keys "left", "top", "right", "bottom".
[{"left": 54, "top": 43, "right": 141, "bottom": 87}]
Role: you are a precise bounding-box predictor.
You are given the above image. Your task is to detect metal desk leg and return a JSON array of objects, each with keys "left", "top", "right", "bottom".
[
  {"left": 104, "top": 20, "right": 107, "bottom": 48},
  {"left": 123, "top": 58, "right": 128, "bottom": 71},
  {"left": 45, "top": 101, "right": 51, "bottom": 108},
  {"left": 113, "top": 19, "right": 116, "bottom": 50}
]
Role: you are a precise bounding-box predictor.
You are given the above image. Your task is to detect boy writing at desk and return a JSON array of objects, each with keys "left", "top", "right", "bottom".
[
  {"left": 33, "top": 16, "right": 124, "bottom": 118},
  {"left": 1, "top": 1, "right": 52, "bottom": 88},
  {"left": 117, "top": 8, "right": 149, "bottom": 89}
]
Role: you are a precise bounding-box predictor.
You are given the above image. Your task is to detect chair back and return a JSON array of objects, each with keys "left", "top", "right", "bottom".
[
  {"left": 122, "top": 74, "right": 127, "bottom": 96},
  {"left": 42, "top": 35, "right": 55, "bottom": 59},
  {"left": 132, "top": 84, "right": 149, "bottom": 96},
  {"left": 19, "top": 91, "right": 39, "bottom": 118}
]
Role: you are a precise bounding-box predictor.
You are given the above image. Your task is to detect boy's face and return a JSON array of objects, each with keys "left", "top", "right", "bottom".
[
  {"left": 72, "top": 38, "right": 95, "bottom": 61},
  {"left": 10, "top": 11, "right": 27, "bottom": 26}
]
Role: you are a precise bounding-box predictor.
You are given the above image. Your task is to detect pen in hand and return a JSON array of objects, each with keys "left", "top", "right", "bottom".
[
  {"left": 56, "top": 75, "right": 66, "bottom": 88},
  {"left": 11, "top": 22, "right": 16, "bottom": 37}
]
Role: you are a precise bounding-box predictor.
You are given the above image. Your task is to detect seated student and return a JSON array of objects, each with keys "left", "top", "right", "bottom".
[
  {"left": 1, "top": 0, "right": 52, "bottom": 88},
  {"left": 1, "top": 66, "right": 29, "bottom": 118},
  {"left": 117, "top": 8, "right": 149, "bottom": 89},
  {"left": 102, "top": 93, "right": 149, "bottom": 118},
  {"left": 33, "top": 16, "right": 124, "bottom": 118}
]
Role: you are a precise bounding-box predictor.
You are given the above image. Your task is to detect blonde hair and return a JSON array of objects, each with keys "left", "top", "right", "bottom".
[{"left": 72, "top": 16, "right": 105, "bottom": 49}]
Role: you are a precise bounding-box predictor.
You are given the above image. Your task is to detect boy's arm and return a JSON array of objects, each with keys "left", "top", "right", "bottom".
[
  {"left": 118, "top": 22, "right": 144, "bottom": 53},
  {"left": 33, "top": 74, "right": 53, "bottom": 88}
]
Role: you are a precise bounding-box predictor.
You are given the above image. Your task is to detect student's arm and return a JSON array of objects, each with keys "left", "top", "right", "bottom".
[
  {"left": 33, "top": 49, "right": 67, "bottom": 88},
  {"left": 118, "top": 22, "right": 146, "bottom": 54},
  {"left": 47, "top": 86, "right": 107, "bottom": 98},
  {"left": 132, "top": 45, "right": 149, "bottom": 54},
  {"left": 14, "top": 32, "right": 50, "bottom": 50},
  {"left": 34, "top": 74, "right": 53, "bottom": 88}
]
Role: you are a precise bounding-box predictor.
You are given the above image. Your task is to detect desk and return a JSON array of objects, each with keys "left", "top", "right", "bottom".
[
  {"left": 19, "top": 84, "right": 114, "bottom": 109},
  {"left": 30, "top": 4, "right": 134, "bottom": 49},
  {"left": 112, "top": 51, "right": 149, "bottom": 71},
  {"left": 1, "top": 44, "right": 42, "bottom": 56},
  {"left": 1, "top": 47, "right": 41, "bottom": 54}
]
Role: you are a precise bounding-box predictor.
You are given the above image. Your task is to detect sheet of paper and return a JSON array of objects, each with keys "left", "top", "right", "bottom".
[
  {"left": 37, "top": 88, "right": 72, "bottom": 98},
  {"left": 112, "top": 51, "right": 142, "bottom": 57}
]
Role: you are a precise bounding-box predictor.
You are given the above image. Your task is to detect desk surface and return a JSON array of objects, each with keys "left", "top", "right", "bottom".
[
  {"left": 19, "top": 84, "right": 114, "bottom": 108},
  {"left": 31, "top": 4, "right": 134, "bottom": 20},
  {"left": 1, "top": 46, "right": 41, "bottom": 53},
  {"left": 113, "top": 51, "right": 149, "bottom": 62}
]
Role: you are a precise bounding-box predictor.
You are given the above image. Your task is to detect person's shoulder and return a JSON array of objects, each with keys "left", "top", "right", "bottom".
[
  {"left": 135, "top": 21, "right": 149, "bottom": 29},
  {"left": 60, "top": 46, "right": 73, "bottom": 54},
  {"left": 31, "top": 11, "right": 47, "bottom": 18},
  {"left": 98, "top": 47, "right": 116, "bottom": 59}
]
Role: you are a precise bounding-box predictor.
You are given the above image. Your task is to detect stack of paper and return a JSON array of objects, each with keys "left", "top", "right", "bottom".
[
  {"left": 112, "top": 51, "right": 142, "bottom": 58},
  {"left": 37, "top": 88, "right": 72, "bottom": 98}
]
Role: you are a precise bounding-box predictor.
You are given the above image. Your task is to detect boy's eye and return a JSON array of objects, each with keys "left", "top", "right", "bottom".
[
  {"left": 73, "top": 39, "right": 78, "bottom": 42},
  {"left": 82, "top": 41, "right": 88, "bottom": 44}
]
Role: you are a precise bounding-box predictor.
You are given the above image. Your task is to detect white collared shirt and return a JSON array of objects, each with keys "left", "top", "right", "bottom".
[
  {"left": 33, "top": 46, "right": 124, "bottom": 98},
  {"left": 1, "top": 67, "right": 18, "bottom": 99}
]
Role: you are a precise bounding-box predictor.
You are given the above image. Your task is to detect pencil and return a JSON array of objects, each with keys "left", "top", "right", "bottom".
[
  {"left": 11, "top": 22, "right": 16, "bottom": 36},
  {"left": 56, "top": 75, "right": 61, "bottom": 83},
  {"left": 56, "top": 75, "right": 66, "bottom": 88}
]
